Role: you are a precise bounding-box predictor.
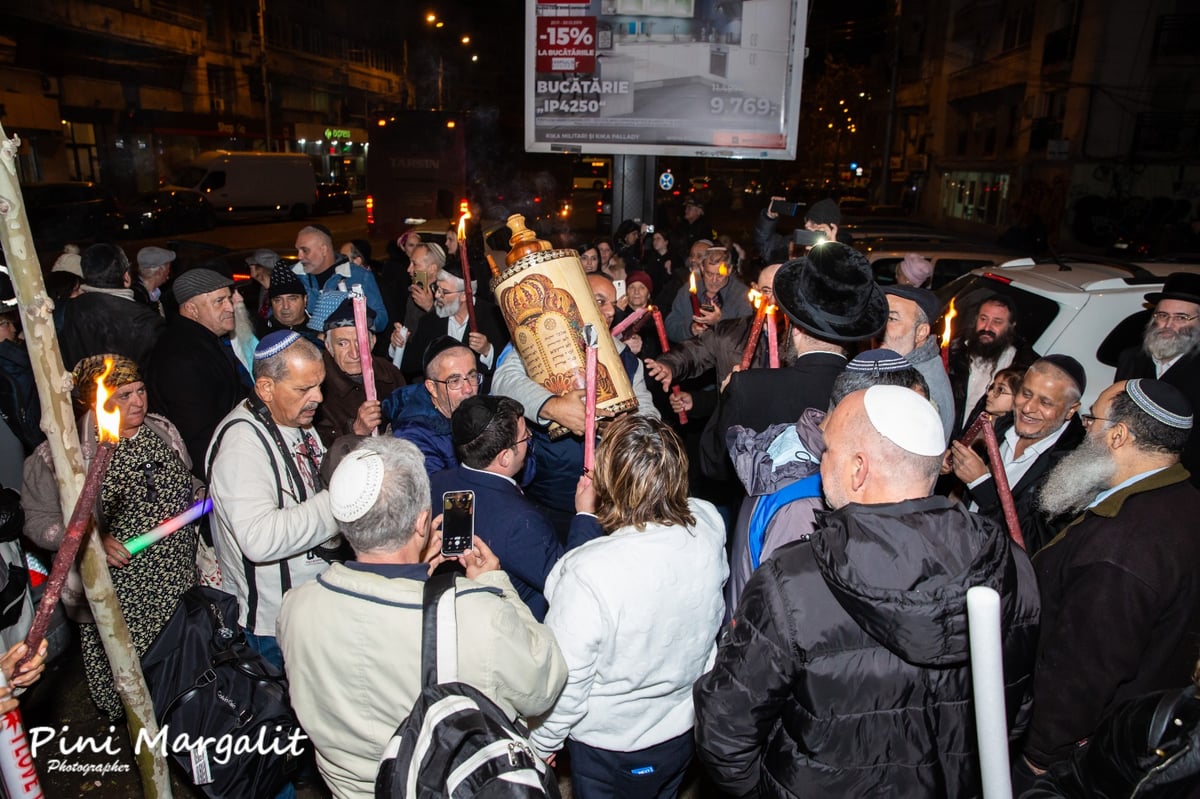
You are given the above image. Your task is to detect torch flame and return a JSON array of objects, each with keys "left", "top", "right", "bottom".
[
  {"left": 766, "top": 303, "right": 777, "bottom": 316},
  {"left": 689, "top": 272, "right": 698, "bottom": 294},
  {"left": 94, "top": 358, "right": 121, "bottom": 443},
  {"left": 457, "top": 209, "right": 471, "bottom": 240},
  {"left": 940, "top": 298, "right": 957, "bottom": 349},
  {"left": 719, "top": 261, "right": 728, "bottom": 277},
  {"left": 748, "top": 288, "right": 763, "bottom": 309}
]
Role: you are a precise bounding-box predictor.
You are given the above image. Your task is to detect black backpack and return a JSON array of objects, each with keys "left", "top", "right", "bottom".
[
  {"left": 375, "top": 568, "right": 559, "bottom": 798},
  {"left": 140, "top": 586, "right": 307, "bottom": 798}
]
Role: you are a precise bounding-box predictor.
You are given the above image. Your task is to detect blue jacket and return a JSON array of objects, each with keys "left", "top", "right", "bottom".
[
  {"left": 428, "top": 465, "right": 601, "bottom": 621},
  {"left": 294, "top": 256, "right": 388, "bottom": 332},
  {"left": 384, "top": 384, "right": 456, "bottom": 476}
]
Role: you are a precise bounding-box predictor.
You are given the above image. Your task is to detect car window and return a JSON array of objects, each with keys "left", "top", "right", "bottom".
[
  {"left": 1096, "top": 309, "right": 1150, "bottom": 367},
  {"left": 931, "top": 259, "right": 996, "bottom": 289},
  {"left": 873, "top": 258, "right": 901, "bottom": 285},
  {"left": 936, "top": 274, "right": 1061, "bottom": 346},
  {"left": 199, "top": 171, "right": 226, "bottom": 192}
]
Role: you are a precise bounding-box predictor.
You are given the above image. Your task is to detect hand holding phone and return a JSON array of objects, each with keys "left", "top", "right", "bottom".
[
  {"left": 769, "top": 197, "right": 801, "bottom": 217},
  {"left": 440, "top": 490, "right": 475, "bottom": 557}
]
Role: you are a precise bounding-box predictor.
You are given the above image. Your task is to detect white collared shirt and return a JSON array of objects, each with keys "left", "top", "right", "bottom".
[
  {"left": 967, "top": 420, "right": 1071, "bottom": 510},
  {"left": 1154, "top": 354, "right": 1183, "bottom": 378}
]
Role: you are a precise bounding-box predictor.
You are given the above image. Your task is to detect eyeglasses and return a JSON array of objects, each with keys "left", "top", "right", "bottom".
[
  {"left": 511, "top": 432, "right": 534, "bottom": 450},
  {"left": 430, "top": 371, "right": 484, "bottom": 391},
  {"left": 433, "top": 287, "right": 464, "bottom": 297},
  {"left": 1079, "top": 413, "right": 1111, "bottom": 427},
  {"left": 1152, "top": 311, "right": 1199, "bottom": 325}
]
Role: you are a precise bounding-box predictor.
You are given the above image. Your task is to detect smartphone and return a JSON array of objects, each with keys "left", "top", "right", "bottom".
[
  {"left": 413, "top": 268, "right": 432, "bottom": 290},
  {"left": 441, "top": 490, "right": 475, "bottom": 557},
  {"left": 613, "top": 279, "right": 627, "bottom": 299},
  {"left": 769, "top": 198, "right": 801, "bottom": 217},
  {"left": 644, "top": 224, "right": 655, "bottom": 233},
  {"left": 700, "top": 303, "right": 716, "bottom": 313},
  {"left": 792, "top": 229, "right": 827, "bottom": 247}
]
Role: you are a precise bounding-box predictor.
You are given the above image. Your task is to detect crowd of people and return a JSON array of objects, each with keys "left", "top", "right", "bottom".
[{"left": 0, "top": 200, "right": 1198, "bottom": 799}]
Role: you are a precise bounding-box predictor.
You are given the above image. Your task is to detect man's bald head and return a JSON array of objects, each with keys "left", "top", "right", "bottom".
[{"left": 820, "top": 387, "right": 944, "bottom": 509}]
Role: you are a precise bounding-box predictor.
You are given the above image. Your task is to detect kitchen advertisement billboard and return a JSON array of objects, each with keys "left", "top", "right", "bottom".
[{"left": 525, "top": 0, "right": 807, "bottom": 159}]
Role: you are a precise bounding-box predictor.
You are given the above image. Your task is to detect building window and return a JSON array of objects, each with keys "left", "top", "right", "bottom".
[
  {"left": 941, "top": 171, "right": 1010, "bottom": 225},
  {"left": 1152, "top": 14, "right": 1200, "bottom": 61},
  {"left": 1002, "top": 5, "right": 1034, "bottom": 51}
]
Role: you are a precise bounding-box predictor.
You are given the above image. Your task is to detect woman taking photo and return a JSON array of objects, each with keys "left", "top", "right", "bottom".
[{"left": 531, "top": 414, "right": 728, "bottom": 798}]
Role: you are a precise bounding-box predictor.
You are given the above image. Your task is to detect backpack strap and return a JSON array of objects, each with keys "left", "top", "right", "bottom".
[
  {"left": 420, "top": 568, "right": 460, "bottom": 688},
  {"left": 747, "top": 472, "right": 823, "bottom": 570},
  {"left": 206, "top": 412, "right": 292, "bottom": 634}
]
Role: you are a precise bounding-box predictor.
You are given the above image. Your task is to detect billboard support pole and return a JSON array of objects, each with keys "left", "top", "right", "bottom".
[{"left": 613, "top": 154, "right": 653, "bottom": 238}]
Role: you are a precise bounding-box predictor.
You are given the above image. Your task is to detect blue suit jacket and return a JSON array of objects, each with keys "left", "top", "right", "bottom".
[{"left": 428, "top": 465, "right": 601, "bottom": 621}]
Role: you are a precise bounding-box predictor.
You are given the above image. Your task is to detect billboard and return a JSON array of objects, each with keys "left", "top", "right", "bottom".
[{"left": 525, "top": 0, "right": 807, "bottom": 160}]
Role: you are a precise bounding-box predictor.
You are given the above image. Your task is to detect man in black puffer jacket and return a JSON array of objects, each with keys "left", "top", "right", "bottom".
[{"left": 694, "top": 385, "right": 1041, "bottom": 798}]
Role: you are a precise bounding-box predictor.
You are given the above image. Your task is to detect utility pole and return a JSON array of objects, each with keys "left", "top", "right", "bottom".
[
  {"left": 879, "top": 0, "right": 903, "bottom": 204},
  {"left": 258, "top": 0, "right": 272, "bottom": 151}
]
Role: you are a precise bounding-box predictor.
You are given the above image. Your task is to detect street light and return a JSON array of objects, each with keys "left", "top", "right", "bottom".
[
  {"left": 426, "top": 12, "right": 436, "bottom": 22},
  {"left": 461, "top": 35, "right": 471, "bottom": 44}
]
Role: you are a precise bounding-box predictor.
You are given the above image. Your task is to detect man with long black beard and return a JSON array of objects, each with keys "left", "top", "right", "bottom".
[
  {"left": 1016, "top": 378, "right": 1200, "bottom": 791},
  {"left": 946, "top": 294, "right": 1038, "bottom": 437},
  {"left": 1117, "top": 272, "right": 1200, "bottom": 484}
]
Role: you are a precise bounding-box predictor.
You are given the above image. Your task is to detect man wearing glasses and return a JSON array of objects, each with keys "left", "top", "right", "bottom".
[
  {"left": 384, "top": 336, "right": 482, "bottom": 476},
  {"left": 391, "top": 263, "right": 508, "bottom": 387},
  {"left": 429, "top": 395, "right": 600, "bottom": 621},
  {"left": 1117, "top": 271, "right": 1200, "bottom": 485},
  {"left": 665, "top": 242, "right": 754, "bottom": 344}
]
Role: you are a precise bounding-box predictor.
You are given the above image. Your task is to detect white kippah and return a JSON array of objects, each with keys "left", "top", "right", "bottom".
[
  {"left": 329, "top": 448, "right": 385, "bottom": 522},
  {"left": 863, "top": 385, "right": 945, "bottom": 457}
]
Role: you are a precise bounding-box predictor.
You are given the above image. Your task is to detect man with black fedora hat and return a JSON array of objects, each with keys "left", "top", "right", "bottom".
[
  {"left": 1116, "top": 271, "right": 1200, "bottom": 484},
  {"left": 700, "top": 242, "right": 888, "bottom": 480}
]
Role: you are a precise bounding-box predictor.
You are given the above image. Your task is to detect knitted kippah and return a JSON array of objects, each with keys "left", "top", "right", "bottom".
[
  {"left": 255, "top": 330, "right": 300, "bottom": 360},
  {"left": 1125, "top": 379, "right": 1193, "bottom": 429},
  {"left": 329, "top": 448, "right": 385, "bottom": 522},
  {"left": 845, "top": 348, "right": 913, "bottom": 374}
]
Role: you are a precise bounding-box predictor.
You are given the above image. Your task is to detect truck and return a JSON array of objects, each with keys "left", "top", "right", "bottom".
[
  {"left": 366, "top": 111, "right": 467, "bottom": 242},
  {"left": 172, "top": 151, "right": 318, "bottom": 222}
]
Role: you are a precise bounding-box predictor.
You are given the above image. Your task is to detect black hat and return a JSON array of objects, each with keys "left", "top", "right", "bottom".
[
  {"left": 615, "top": 219, "right": 639, "bottom": 240},
  {"left": 1144, "top": 272, "right": 1200, "bottom": 306},
  {"left": 773, "top": 243, "right": 889, "bottom": 342},
  {"left": 422, "top": 334, "right": 470, "bottom": 374},
  {"left": 884, "top": 285, "right": 941, "bottom": 327},
  {"left": 805, "top": 198, "right": 841, "bottom": 226},
  {"left": 269, "top": 261, "right": 305, "bottom": 299},
  {"left": 323, "top": 297, "right": 376, "bottom": 332},
  {"left": 1038, "top": 354, "right": 1087, "bottom": 395},
  {"left": 683, "top": 196, "right": 704, "bottom": 209}
]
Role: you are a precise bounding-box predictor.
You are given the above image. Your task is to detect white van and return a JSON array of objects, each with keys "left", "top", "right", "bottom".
[{"left": 173, "top": 151, "right": 318, "bottom": 222}]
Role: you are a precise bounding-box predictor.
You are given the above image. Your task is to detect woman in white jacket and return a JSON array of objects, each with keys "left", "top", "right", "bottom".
[{"left": 530, "top": 414, "right": 728, "bottom": 798}]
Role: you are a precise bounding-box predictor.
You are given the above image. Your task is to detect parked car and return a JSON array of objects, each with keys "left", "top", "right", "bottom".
[
  {"left": 165, "top": 239, "right": 298, "bottom": 283},
  {"left": 22, "top": 181, "right": 121, "bottom": 249},
  {"left": 314, "top": 182, "right": 354, "bottom": 215},
  {"left": 935, "top": 256, "right": 1200, "bottom": 408},
  {"left": 117, "top": 188, "right": 215, "bottom": 238}
]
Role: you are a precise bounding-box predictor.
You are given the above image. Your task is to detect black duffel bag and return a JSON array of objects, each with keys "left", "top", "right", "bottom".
[{"left": 140, "top": 585, "right": 307, "bottom": 798}]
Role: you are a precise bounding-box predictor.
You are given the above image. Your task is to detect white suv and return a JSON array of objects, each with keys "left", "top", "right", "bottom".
[{"left": 936, "top": 256, "right": 1200, "bottom": 408}]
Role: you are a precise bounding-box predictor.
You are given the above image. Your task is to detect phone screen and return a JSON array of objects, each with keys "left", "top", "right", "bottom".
[
  {"left": 441, "top": 490, "right": 475, "bottom": 556},
  {"left": 613, "top": 279, "right": 626, "bottom": 299}
]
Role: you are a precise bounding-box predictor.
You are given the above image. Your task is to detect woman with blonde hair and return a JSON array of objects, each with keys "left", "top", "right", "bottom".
[{"left": 530, "top": 414, "right": 728, "bottom": 799}]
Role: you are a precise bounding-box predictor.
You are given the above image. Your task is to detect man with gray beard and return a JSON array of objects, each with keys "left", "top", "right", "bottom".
[
  {"left": 1016, "top": 378, "right": 1200, "bottom": 792},
  {"left": 1117, "top": 272, "right": 1200, "bottom": 484},
  {"left": 392, "top": 262, "right": 507, "bottom": 386}
]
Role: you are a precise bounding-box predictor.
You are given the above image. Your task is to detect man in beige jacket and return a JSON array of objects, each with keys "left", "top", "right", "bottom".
[{"left": 277, "top": 436, "right": 567, "bottom": 799}]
